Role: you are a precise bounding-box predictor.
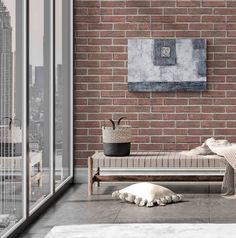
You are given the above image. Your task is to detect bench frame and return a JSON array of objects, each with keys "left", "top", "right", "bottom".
[{"left": 88, "top": 154, "right": 224, "bottom": 196}]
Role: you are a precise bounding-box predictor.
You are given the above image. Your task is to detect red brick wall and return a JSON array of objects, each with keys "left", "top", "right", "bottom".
[{"left": 74, "top": 0, "right": 236, "bottom": 167}]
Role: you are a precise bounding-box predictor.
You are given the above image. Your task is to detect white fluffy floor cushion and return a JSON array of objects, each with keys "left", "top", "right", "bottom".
[{"left": 112, "top": 182, "right": 183, "bottom": 207}]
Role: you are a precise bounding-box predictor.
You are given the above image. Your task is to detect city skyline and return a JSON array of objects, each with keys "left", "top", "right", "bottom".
[{"left": 2, "top": 0, "right": 63, "bottom": 66}]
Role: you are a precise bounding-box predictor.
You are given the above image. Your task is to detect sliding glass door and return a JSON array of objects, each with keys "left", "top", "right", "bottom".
[{"left": 0, "top": 0, "right": 73, "bottom": 237}]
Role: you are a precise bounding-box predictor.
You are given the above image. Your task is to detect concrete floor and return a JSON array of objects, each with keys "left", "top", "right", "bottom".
[{"left": 20, "top": 182, "right": 236, "bottom": 238}]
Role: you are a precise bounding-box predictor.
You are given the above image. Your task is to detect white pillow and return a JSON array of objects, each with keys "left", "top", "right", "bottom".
[{"left": 112, "top": 182, "right": 183, "bottom": 207}]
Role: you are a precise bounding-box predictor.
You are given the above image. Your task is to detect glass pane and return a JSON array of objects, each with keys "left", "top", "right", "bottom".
[
  {"left": 55, "top": 0, "right": 71, "bottom": 186},
  {"left": 0, "top": 0, "right": 24, "bottom": 235},
  {"left": 29, "top": 0, "right": 51, "bottom": 208}
]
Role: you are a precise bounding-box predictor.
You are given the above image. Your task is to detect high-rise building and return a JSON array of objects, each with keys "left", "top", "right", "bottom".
[{"left": 0, "top": 1, "right": 13, "bottom": 119}]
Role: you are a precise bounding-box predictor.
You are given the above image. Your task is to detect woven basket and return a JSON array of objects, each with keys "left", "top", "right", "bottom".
[{"left": 102, "top": 118, "right": 131, "bottom": 156}]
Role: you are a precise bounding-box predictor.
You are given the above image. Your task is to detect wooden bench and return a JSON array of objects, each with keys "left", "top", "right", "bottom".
[{"left": 88, "top": 151, "right": 225, "bottom": 196}]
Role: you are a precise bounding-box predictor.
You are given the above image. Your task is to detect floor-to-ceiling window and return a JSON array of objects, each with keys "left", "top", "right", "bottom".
[
  {"left": 0, "top": 0, "right": 73, "bottom": 236},
  {"left": 29, "top": 0, "right": 51, "bottom": 208},
  {"left": 0, "top": 0, "right": 24, "bottom": 235},
  {"left": 55, "top": 0, "right": 72, "bottom": 187}
]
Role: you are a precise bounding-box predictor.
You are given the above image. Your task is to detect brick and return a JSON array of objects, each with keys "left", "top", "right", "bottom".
[
  {"left": 201, "top": 31, "right": 226, "bottom": 37},
  {"left": 101, "top": 1, "right": 125, "bottom": 7},
  {"left": 113, "top": 8, "right": 137, "bottom": 15},
  {"left": 139, "top": 144, "right": 163, "bottom": 151},
  {"left": 75, "top": 76, "right": 100, "bottom": 83},
  {"left": 101, "top": 16, "right": 126, "bottom": 22},
  {"left": 177, "top": 1, "right": 201, "bottom": 7},
  {"left": 77, "top": 45, "right": 100, "bottom": 53},
  {"left": 188, "top": 129, "right": 213, "bottom": 135},
  {"left": 208, "top": 46, "right": 226, "bottom": 52},
  {"left": 88, "top": 23, "right": 113, "bottom": 30},
  {"left": 163, "top": 114, "right": 187, "bottom": 120},
  {"left": 101, "top": 61, "right": 125, "bottom": 67},
  {"left": 203, "top": 1, "right": 226, "bottom": 7},
  {"left": 164, "top": 129, "right": 188, "bottom": 135},
  {"left": 139, "top": 23, "right": 152, "bottom": 30},
  {"left": 208, "top": 61, "right": 226, "bottom": 68},
  {"left": 139, "top": 8, "right": 163, "bottom": 15},
  {"left": 214, "top": 113, "right": 236, "bottom": 120},
  {"left": 151, "top": 16, "right": 175, "bottom": 23},
  {"left": 228, "top": 31, "right": 236, "bottom": 37},
  {"left": 76, "top": 16, "right": 100, "bottom": 23},
  {"left": 126, "top": 31, "right": 151, "bottom": 37},
  {"left": 75, "top": 1, "right": 100, "bottom": 7},
  {"left": 76, "top": 60, "right": 99, "bottom": 67},
  {"left": 176, "top": 106, "right": 200, "bottom": 113},
  {"left": 113, "top": 68, "right": 128, "bottom": 75},
  {"left": 215, "top": 129, "right": 236, "bottom": 136},
  {"left": 164, "top": 99, "right": 188, "bottom": 105},
  {"left": 227, "top": 61, "right": 236, "bottom": 67},
  {"left": 151, "top": 136, "right": 175, "bottom": 143},
  {"left": 151, "top": 121, "right": 175, "bottom": 128},
  {"left": 126, "top": 105, "right": 150, "bottom": 112},
  {"left": 151, "top": 1, "right": 175, "bottom": 7},
  {"left": 227, "top": 1, "right": 236, "bottom": 7},
  {"left": 100, "top": 31, "right": 125, "bottom": 37},
  {"left": 227, "top": 16, "right": 236, "bottom": 22},
  {"left": 176, "top": 16, "right": 200, "bottom": 22},
  {"left": 176, "top": 31, "right": 200, "bottom": 37},
  {"left": 138, "top": 98, "right": 162, "bottom": 105},
  {"left": 188, "top": 113, "right": 213, "bottom": 121},
  {"left": 202, "top": 16, "right": 226, "bottom": 23},
  {"left": 87, "top": 114, "right": 112, "bottom": 120},
  {"left": 113, "top": 98, "right": 137, "bottom": 105},
  {"left": 102, "top": 91, "right": 126, "bottom": 97},
  {"left": 139, "top": 114, "right": 162, "bottom": 120},
  {"left": 202, "top": 106, "right": 225, "bottom": 113},
  {"left": 126, "top": 16, "right": 150, "bottom": 22},
  {"left": 114, "top": 23, "right": 138, "bottom": 30},
  {"left": 101, "top": 76, "right": 125, "bottom": 82},
  {"left": 152, "top": 106, "right": 175, "bottom": 113},
  {"left": 126, "top": 1, "right": 150, "bottom": 7},
  {"left": 88, "top": 53, "right": 112, "bottom": 60},
  {"left": 76, "top": 105, "right": 100, "bottom": 113},
  {"left": 164, "top": 23, "right": 188, "bottom": 30},
  {"left": 101, "top": 46, "right": 125, "bottom": 52},
  {"left": 189, "top": 8, "right": 212, "bottom": 15},
  {"left": 164, "top": 8, "right": 187, "bottom": 15},
  {"left": 176, "top": 121, "right": 200, "bottom": 128},
  {"left": 214, "top": 69, "right": 236, "bottom": 75},
  {"left": 214, "top": 8, "right": 236, "bottom": 15},
  {"left": 101, "top": 105, "right": 125, "bottom": 112},
  {"left": 139, "top": 128, "right": 162, "bottom": 135},
  {"left": 87, "top": 83, "right": 113, "bottom": 90},
  {"left": 113, "top": 38, "right": 128, "bottom": 45},
  {"left": 152, "top": 31, "right": 175, "bottom": 37},
  {"left": 215, "top": 37, "right": 236, "bottom": 45},
  {"left": 176, "top": 136, "right": 200, "bottom": 143},
  {"left": 87, "top": 9, "right": 113, "bottom": 16},
  {"left": 88, "top": 68, "right": 112, "bottom": 75},
  {"left": 189, "top": 23, "right": 214, "bottom": 30},
  {"left": 76, "top": 31, "right": 99, "bottom": 37}
]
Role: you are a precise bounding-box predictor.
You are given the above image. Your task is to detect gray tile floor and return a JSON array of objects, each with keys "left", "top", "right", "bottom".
[{"left": 20, "top": 182, "right": 236, "bottom": 238}]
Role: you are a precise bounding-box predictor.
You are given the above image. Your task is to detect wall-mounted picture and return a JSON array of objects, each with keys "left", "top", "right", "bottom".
[{"left": 128, "top": 38, "right": 207, "bottom": 92}]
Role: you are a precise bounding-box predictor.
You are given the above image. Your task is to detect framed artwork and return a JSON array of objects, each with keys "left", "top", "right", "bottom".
[{"left": 128, "top": 39, "right": 207, "bottom": 92}]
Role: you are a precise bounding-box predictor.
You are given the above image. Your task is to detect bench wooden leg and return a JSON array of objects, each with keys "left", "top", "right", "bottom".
[
  {"left": 88, "top": 156, "right": 93, "bottom": 196},
  {"left": 97, "top": 167, "right": 100, "bottom": 187}
]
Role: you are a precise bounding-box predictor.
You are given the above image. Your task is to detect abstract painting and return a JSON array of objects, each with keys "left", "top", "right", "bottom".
[{"left": 128, "top": 39, "right": 207, "bottom": 92}]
